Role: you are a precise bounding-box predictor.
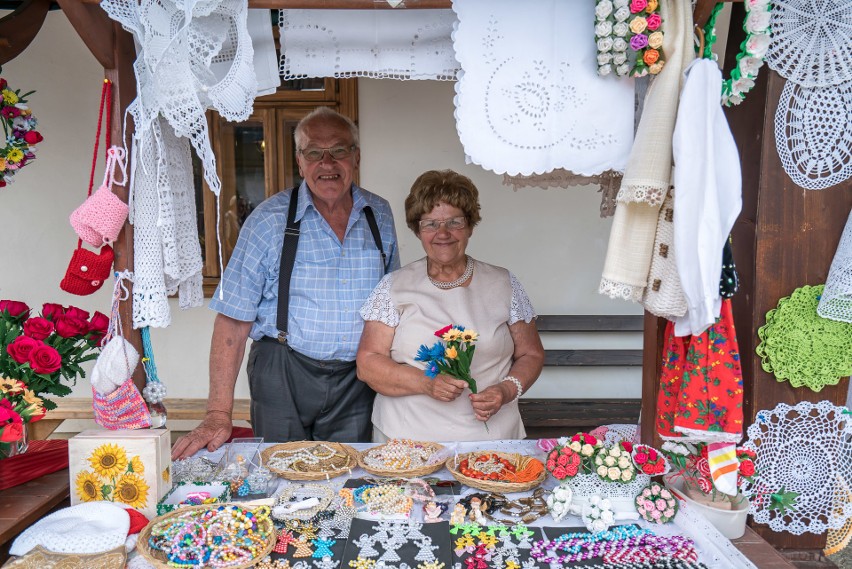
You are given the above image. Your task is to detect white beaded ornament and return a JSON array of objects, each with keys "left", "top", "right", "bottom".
[{"left": 741, "top": 400, "right": 852, "bottom": 535}]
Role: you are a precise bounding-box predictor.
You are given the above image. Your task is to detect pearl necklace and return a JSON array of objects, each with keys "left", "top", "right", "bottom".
[{"left": 428, "top": 256, "right": 474, "bottom": 290}]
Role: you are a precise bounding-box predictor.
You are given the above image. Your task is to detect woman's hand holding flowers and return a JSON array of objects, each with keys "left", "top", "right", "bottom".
[
  {"left": 469, "top": 382, "right": 512, "bottom": 422},
  {"left": 425, "top": 374, "right": 468, "bottom": 403}
]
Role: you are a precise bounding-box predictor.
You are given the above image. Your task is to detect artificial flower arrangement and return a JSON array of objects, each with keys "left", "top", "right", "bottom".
[
  {"left": 626, "top": 0, "right": 665, "bottom": 77},
  {"left": 621, "top": 441, "right": 670, "bottom": 476},
  {"left": 0, "top": 300, "right": 105, "bottom": 412},
  {"left": 415, "top": 324, "right": 479, "bottom": 391},
  {"left": 593, "top": 443, "right": 637, "bottom": 483},
  {"left": 635, "top": 481, "right": 678, "bottom": 524},
  {"left": 545, "top": 432, "right": 604, "bottom": 481},
  {"left": 661, "top": 441, "right": 755, "bottom": 504},
  {"left": 0, "top": 377, "right": 45, "bottom": 451},
  {"left": 0, "top": 71, "right": 43, "bottom": 188}
]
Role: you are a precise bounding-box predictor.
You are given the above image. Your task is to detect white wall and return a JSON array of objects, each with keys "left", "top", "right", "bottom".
[{"left": 0, "top": 12, "right": 642, "bottom": 432}]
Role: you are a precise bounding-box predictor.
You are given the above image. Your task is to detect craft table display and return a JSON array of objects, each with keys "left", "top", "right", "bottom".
[{"left": 173, "top": 440, "right": 758, "bottom": 569}]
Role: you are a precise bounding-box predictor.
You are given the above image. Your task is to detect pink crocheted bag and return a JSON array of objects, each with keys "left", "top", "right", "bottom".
[
  {"left": 92, "top": 378, "right": 152, "bottom": 431},
  {"left": 70, "top": 146, "right": 128, "bottom": 247}
]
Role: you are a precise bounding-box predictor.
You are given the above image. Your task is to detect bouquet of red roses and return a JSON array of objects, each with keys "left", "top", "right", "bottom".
[
  {"left": 621, "top": 441, "right": 669, "bottom": 476},
  {"left": 0, "top": 300, "right": 105, "bottom": 411},
  {"left": 545, "top": 432, "right": 603, "bottom": 480}
]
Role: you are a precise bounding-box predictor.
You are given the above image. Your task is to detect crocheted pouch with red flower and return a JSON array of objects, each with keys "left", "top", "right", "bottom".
[
  {"left": 60, "top": 244, "right": 113, "bottom": 296},
  {"left": 92, "top": 378, "right": 152, "bottom": 430}
]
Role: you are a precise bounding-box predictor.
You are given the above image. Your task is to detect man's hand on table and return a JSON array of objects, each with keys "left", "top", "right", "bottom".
[{"left": 171, "top": 410, "right": 233, "bottom": 460}]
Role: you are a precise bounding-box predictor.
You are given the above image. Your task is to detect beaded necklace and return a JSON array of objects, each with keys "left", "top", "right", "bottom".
[
  {"left": 428, "top": 256, "right": 474, "bottom": 290},
  {"left": 530, "top": 528, "right": 697, "bottom": 566}
]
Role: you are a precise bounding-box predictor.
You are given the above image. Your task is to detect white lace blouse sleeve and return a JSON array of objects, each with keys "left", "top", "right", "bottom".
[
  {"left": 509, "top": 271, "right": 537, "bottom": 324},
  {"left": 360, "top": 273, "right": 400, "bottom": 327}
]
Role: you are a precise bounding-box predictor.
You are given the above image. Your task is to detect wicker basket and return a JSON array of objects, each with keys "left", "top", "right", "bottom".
[
  {"left": 357, "top": 441, "right": 447, "bottom": 478},
  {"left": 261, "top": 441, "right": 358, "bottom": 481},
  {"left": 137, "top": 503, "right": 275, "bottom": 569},
  {"left": 445, "top": 451, "right": 546, "bottom": 493}
]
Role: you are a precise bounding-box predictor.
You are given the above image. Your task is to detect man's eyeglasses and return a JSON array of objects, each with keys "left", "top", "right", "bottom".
[
  {"left": 418, "top": 216, "right": 468, "bottom": 233},
  {"left": 298, "top": 145, "right": 356, "bottom": 163}
]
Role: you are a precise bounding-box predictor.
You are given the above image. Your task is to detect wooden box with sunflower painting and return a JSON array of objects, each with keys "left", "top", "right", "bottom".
[{"left": 69, "top": 429, "right": 172, "bottom": 518}]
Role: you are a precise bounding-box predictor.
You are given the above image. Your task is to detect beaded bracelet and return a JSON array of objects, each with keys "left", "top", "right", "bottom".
[{"left": 500, "top": 376, "right": 523, "bottom": 401}]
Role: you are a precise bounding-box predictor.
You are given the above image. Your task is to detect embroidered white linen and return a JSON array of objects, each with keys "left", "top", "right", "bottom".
[
  {"left": 279, "top": 9, "right": 459, "bottom": 80},
  {"left": 451, "top": 0, "right": 634, "bottom": 176}
]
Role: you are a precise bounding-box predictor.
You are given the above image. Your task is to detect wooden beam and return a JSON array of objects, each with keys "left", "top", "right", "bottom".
[
  {"left": 0, "top": 0, "right": 51, "bottom": 66},
  {"left": 537, "top": 314, "right": 644, "bottom": 332},
  {"left": 640, "top": 311, "right": 666, "bottom": 447},
  {"left": 57, "top": 0, "right": 115, "bottom": 69}
]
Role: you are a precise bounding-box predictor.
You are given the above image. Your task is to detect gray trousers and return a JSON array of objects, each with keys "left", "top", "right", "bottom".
[{"left": 246, "top": 339, "right": 375, "bottom": 442}]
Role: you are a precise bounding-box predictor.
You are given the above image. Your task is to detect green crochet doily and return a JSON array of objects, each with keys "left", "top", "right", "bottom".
[{"left": 756, "top": 285, "right": 852, "bottom": 391}]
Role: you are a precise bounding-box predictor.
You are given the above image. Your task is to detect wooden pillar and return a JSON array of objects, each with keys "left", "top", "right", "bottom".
[{"left": 724, "top": 2, "right": 852, "bottom": 551}]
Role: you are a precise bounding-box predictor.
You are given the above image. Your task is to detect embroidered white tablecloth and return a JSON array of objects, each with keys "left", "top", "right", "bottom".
[{"left": 451, "top": 0, "right": 635, "bottom": 176}]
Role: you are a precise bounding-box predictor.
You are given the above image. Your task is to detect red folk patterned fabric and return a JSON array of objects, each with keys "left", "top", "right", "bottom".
[{"left": 656, "top": 299, "right": 744, "bottom": 442}]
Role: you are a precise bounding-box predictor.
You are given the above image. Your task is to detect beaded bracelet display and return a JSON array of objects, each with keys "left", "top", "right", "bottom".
[
  {"left": 272, "top": 483, "right": 335, "bottom": 521},
  {"left": 266, "top": 444, "right": 352, "bottom": 474},
  {"left": 530, "top": 528, "right": 698, "bottom": 565},
  {"left": 362, "top": 439, "right": 438, "bottom": 470},
  {"left": 148, "top": 505, "right": 271, "bottom": 568}
]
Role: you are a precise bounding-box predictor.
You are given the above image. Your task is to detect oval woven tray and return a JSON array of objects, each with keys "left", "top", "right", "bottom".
[
  {"left": 261, "top": 441, "right": 358, "bottom": 481},
  {"left": 357, "top": 441, "right": 447, "bottom": 478},
  {"left": 137, "top": 503, "right": 275, "bottom": 569},
  {"left": 446, "top": 451, "right": 546, "bottom": 493}
]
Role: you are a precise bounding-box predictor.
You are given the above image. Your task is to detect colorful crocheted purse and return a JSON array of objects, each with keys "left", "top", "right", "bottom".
[{"left": 92, "top": 378, "right": 152, "bottom": 431}]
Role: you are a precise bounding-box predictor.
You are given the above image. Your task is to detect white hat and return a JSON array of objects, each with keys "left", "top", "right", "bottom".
[
  {"left": 91, "top": 336, "right": 140, "bottom": 396},
  {"left": 10, "top": 502, "right": 130, "bottom": 556}
]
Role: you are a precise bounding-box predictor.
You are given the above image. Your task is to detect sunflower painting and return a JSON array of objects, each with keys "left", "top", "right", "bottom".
[{"left": 75, "top": 442, "right": 149, "bottom": 509}]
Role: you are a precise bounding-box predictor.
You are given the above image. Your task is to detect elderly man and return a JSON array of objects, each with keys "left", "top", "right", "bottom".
[{"left": 173, "top": 107, "right": 399, "bottom": 459}]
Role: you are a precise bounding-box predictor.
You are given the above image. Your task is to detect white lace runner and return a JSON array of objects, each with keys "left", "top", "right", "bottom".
[
  {"left": 566, "top": 472, "right": 650, "bottom": 501},
  {"left": 774, "top": 79, "right": 852, "bottom": 190},
  {"left": 766, "top": 0, "right": 852, "bottom": 89},
  {"left": 818, "top": 208, "right": 852, "bottom": 323},
  {"left": 451, "top": 0, "right": 634, "bottom": 176},
  {"left": 279, "top": 10, "right": 459, "bottom": 80},
  {"left": 740, "top": 401, "right": 852, "bottom": 535}
]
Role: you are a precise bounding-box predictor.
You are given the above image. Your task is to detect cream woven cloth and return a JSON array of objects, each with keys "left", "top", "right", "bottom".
[{"left": 599, "top": 0, "right": 695, "bottom": 302}]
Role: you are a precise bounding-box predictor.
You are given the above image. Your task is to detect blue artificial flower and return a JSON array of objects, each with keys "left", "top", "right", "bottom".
[
  {"left": 425, "top": 362, "right": 440, "bottom": 378},
  {"left": 415, "top": 344, "right": 433, "bottom": 362},
  {"left": 429, "top": 342, "right": 446, "bottom": 359}
]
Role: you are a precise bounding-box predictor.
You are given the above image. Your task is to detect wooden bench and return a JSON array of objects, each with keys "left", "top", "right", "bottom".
[
  {"left": 519, "top": 314, "right": 644, "bottom": 439},
  {"left": 31, "top": 398, "right": 253, "bottom": 440}
]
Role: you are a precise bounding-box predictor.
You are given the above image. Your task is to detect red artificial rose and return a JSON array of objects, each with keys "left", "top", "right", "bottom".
[
  {"left": 642, "top": 463, "right": 655, "bottom": 475},
  {"left": 571, "top": 434, "right": 581, "bottom": 443},
  {"left": 739, "top": 460, "right": 755, "bottom": 477},
  {"left": 434, "top": 325, "right": 453, "bottom": 337},
  {"left": 0, "top": 299, "right": 30, "bottom": 319},
  {"left": 621, "top": 441, "right": 633, "bottom": 453},
  {"left": 696, "top": 477, "right": 713, "bottom": 494},
  {"left": 0, "top": 399, "right": 22, "bottom": 423},
  {"left": 65, "top": 306, "right": 91, "bottom": 321},
  {"left": 0, "top": 422, "right": 24, "bottom": 442},
  {"left": 23, "top": 317, "right": 55, "bottom": 341},
  {"left": 737, "top": 448, "right": 756, "bottom": 460},
  {"left": 648, "top": 448, "right": 658, "bottom": 460},
  {"left": 547, "top": 459, "right": 556, "bottom": 470},
  {"left": 29, "top": 344, "right": 62, "bottom": 374},
  {"left": 23, "top": 131, "right": 42, "bottom": 145},
  {"left": 551, "top": 466, "right": 568, "bottom": 480},
  {"left": 567, "top": 452, "right": 581, "bottom": 467},
  {"left": 556, "top": 453, "right": 570, "bottom": 467},
  {"left": 584, "top": 434, "right": 596, "bottom": 445},
  {"left": 0, "top": 79, "right": 7, "bottom": 90},
  {"left": 634, "top": 452, "right": 649, "bottom": 465},
  {"left": 0, "top": 180, "right": 6, "bottom": 188},
  {"left": 6, "top": 335, "right": 41, "bottom": 364},
  {"left": 88, "top": 311, "right": 110, "bottom": 343},
  {"left": 41, "top": 303, "right": 65, "bottom": 321},
  {"left": 55, "top": 316, "right": 89, "bottom": 338},
  {"left": 695, "top": 457, "right": 711, "bottom": 477},
  {"left": 565, "top": 464, "right": 579, "bottom": 477}
]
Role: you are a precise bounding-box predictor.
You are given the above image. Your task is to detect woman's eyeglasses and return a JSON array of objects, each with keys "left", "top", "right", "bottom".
[
  {"left": 298, "top": 145, "right": 356, "bottom": 162},
  {"left": 418, "top": 216, "right": 468, "bottom": 232}
]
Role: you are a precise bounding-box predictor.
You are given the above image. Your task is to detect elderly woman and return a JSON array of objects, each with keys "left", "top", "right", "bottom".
[{"left": 356, "top": 170, "right": 544, "bottom": 441}]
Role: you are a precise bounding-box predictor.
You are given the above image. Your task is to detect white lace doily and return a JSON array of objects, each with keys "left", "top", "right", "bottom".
[
  {"left": 740, "top": 400, "right": 852, "bottom": 535},
  {"left": 589, "top": 424, "right": 639, "bottom": 447},
  {"left": 279, "top": 9, "right": 459, "bottom": 80},
  {"left": 774, "top": 79, "right": 852, "bottom": 190},
  {"left": 452, "top": 0, "right": 634, "bottom": 176},
  {"left": 818, "top": 208, "right": 852, "bottom": 323},
  {"left": 766, "top": 0, "right": 852, "bottom": 88},
  {"left": 566, "top": 472, "right": 650, "bottom": 500}
]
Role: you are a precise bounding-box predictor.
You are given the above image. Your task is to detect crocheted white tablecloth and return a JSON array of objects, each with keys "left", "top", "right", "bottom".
[{"left": 196, "top": 439, "right": 756, "bottom": 569}]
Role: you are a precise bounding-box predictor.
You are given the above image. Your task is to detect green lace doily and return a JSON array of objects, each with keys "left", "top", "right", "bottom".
[{"left": 756, "top": 285, "right": 852, "bottom": 391}]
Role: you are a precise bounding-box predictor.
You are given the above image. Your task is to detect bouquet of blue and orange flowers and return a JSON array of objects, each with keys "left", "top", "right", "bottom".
[{"left": 414, "top": 324, "right": 479, "bottom": 392}]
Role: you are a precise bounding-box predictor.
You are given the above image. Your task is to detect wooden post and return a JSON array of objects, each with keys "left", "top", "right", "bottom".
[{"left": 724, "top": 1, "right": 852, "bottom": 551}]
